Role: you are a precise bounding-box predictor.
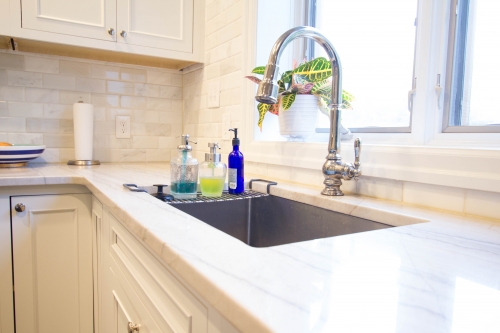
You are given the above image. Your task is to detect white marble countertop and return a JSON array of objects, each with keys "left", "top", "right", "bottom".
[{"left": 1, "top": 163, "right": 500, "bottom": 333}]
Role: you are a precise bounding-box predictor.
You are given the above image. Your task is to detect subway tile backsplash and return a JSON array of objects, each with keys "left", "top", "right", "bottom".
[{"left": 0, "top": 50, "right": 182, "bottom": 162}]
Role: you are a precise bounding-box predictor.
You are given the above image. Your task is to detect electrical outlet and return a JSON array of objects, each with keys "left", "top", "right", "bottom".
[
  {"left": 208, "top": 81, "right": 220, "bottom": 108},
  {"left": 116, "top": 116, "right": 130, "bottom": 138},
  {"left": 222, "top": 113, "right": 231, "bottom": 140}
]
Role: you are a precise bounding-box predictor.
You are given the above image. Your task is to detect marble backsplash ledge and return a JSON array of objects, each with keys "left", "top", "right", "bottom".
[{"left": 0, "top": 50, "right": 183, "bottom": 163}]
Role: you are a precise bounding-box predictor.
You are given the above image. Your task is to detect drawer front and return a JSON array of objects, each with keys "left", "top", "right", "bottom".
[{"left": 109, "top": 214, "right": 208, "bottom": 333}]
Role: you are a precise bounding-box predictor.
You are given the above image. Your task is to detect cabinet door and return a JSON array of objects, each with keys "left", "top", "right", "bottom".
[
  {"left": 117, "top": 0, "right": 193, "bottom": 52},
  {"left": 21, "top": 0, "right": 117, "bottom": 41},
  {"left": 11, "top": 194, "right": 93, "bottom": 333}
]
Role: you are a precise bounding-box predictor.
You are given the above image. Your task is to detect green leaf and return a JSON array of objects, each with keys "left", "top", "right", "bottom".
[
  {"left": 257, "top": 103, "right": 270, "bottom": 130},
  {"left": 342, "top": 90, "right": 355, "bottom": 109},
  {"left": 317, "top": 96, "right": 330, "bottom": 117},
  {"left": 252, "top": 66, "right": 266, "bottom": 75},
  {"left": 278, "top": 80, "right": 286, "bottom": 94},
  {"left": 313, "top": 88, "right": 332, "bottom": 108},
  {"left": 281, "top": 93, "right": 296, "bottom": 110},
  {"left": 311, "top": 79, "right": 331, "bottom": 95},
  {"left": 314, "top": 88, "right": 356, "bottom": 113},
  {"left": 293, "top": 57, "right": 332, "bottom": 82},
  {"left": 281, "top": 70, "right": 293, "bottom": 84},
  {"left": 294, "top": 75, "right": 307, "bottom": 85}
]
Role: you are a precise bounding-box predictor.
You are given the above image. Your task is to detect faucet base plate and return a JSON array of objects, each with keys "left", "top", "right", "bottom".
[{"left": 321, "top": 186, "right": 344, "bottom": 196}]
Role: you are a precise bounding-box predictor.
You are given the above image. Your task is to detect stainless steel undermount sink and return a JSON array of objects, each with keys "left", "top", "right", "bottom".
[{"left": 170, "top": 194, "right": 391, "bottom": 248}]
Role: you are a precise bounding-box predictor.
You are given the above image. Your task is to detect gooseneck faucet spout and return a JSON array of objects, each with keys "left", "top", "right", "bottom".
[{"left": 256, "top": 26, "right": 361, "bottom": 196}]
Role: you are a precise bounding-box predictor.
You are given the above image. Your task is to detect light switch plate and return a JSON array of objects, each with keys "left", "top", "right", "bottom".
[
  {"left": 208, "top": 81, "right": 220, "bottom": 108},
  {"left": 116, "top": 116, "right": 130, "bottom": 138},
  {"left": 222, "top": 113, "right": 231, "bottom": 140}
]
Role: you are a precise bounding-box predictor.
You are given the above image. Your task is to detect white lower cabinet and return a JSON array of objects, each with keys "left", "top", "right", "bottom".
[{"left": 11, "top": 193, "right": 94, "bottom": 333}]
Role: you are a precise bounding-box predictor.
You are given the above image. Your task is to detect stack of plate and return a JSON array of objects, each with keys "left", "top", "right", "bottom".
[{"left": 0, "top": 145, "right": 46, "bottom": 167}]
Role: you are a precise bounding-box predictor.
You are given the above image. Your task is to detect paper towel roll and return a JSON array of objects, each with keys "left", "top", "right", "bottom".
[{"left": 73, "top": 102, "right": 94, "bottom": 160}]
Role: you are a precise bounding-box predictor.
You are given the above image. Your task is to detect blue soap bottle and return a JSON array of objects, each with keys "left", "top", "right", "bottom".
[{"left": 228, "top": 128, "right": 244, "bottom": 194}]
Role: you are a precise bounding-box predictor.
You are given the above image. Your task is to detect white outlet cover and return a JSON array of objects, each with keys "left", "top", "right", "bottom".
[
  {"left": 208, "top": 81, "right": 220, "bottom": 108},
  {"left": 116, "top": 116, "right": 130, "bottom": 138}
]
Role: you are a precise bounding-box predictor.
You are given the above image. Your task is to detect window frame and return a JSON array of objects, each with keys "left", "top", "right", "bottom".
[{"left": 442, "top": 0, "right": 500, "bottom": 133}]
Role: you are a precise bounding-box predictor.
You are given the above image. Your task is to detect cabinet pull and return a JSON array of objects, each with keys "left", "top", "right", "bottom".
[
  {"left": 120, "top": 30, "right": 128, "bottom": 38},
  {"left": 128, "top": 322, "right": 140, "bottom": 332},
  {"left": 108, "top": 28, "right": 115, "bottom": 36},
  {"left": 14, "top": 203, "right": 25, "bottom": 212}
]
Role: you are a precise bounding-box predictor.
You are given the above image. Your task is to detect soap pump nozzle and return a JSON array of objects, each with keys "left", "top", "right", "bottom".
[
  {"left": 205, "top": 143, "right": 221, "bottom": 162},
  {"left": 177, "top": 134, "right": 197, "bottom": 152},
  {"left": 229, "top": 128, "right": 240, "bottom": 146}
]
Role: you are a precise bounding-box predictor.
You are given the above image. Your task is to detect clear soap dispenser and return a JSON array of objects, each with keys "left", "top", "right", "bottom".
[
  {"left": 199, "top": 143, "right": 227, "bottom": 197},
  {"left": 170, "top": 134, "right": 198, "bottom": 199}
]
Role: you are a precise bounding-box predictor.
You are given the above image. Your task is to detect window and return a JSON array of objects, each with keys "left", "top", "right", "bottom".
[
  {"left": 254, "top": 0, "right": 419, "bottom": 142},
  {"left": 443, "top": 0, "right": 500, "bottom": 132},
  {"left": 313, "top": 0, "right": 418, "bottom": 133}
]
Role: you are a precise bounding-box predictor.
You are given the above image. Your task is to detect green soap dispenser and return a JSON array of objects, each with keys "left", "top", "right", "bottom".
[{"left": 199, "top": 143, "right": 227, "bottom": 197}]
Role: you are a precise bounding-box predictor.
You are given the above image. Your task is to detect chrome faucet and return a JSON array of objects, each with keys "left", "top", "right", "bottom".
[{"left": 255, "top": 26, "right": 361, "bottom": 196}]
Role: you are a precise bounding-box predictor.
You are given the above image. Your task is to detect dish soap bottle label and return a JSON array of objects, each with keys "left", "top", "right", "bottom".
[{"left": 228, "top": 168, "right": 237, "bottom": 189}]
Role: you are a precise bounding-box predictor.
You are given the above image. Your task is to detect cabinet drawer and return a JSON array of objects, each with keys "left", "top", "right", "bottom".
[{"left": 108, "top": 214, "right": 208, "bottom": 333}]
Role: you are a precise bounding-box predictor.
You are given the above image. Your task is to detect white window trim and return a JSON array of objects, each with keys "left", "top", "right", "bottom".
[{"left": 241, "top": 0, "right": 500, "bottom": 194}]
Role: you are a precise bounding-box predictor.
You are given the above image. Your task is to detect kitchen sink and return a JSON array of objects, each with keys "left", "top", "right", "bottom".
[{"left": 170, "top": 194, "right": 391, "bottom": 248}]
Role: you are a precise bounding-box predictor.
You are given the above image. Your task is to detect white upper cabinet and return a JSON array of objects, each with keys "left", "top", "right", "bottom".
[
  {"left": 117, "top": 0, "right": 193, "bottom": 52},
  {"left": 5, "top": 0, "right": 204, "bottom": 63},
  {"left": 21, "top": 0, "right": 117, "bottom": 41}
]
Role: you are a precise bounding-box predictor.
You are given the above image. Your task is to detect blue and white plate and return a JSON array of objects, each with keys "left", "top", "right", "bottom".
[{"left": 0, "top": 145, "right": 46, "bottom": 165}]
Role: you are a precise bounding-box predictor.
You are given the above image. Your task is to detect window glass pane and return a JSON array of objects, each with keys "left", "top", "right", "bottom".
[
  {"left": 254, "top": 0, "right": 302, "bottom": 142},
  {"left": 314, "top": 0, "right": 417, "bottom": 129},
  {"left": 454, "top": 0, "right": 500, "bottom": 126}
]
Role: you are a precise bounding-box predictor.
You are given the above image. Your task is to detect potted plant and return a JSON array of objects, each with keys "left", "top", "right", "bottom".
[{"left": 246, "top": 57, "right": 354, "bottom": 139}]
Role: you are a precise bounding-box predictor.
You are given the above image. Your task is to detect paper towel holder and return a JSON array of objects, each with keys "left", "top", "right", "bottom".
[{"left": 68, "top": 100, "right": 101, "bottom": 166}]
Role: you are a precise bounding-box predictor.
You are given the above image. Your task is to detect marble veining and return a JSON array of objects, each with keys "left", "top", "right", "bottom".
[{"left": 1, "top": 163, "right": 500, "bottom": 333}]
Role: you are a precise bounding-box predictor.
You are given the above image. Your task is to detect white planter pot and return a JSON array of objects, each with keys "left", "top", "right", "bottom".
[{"left": 278, "top": 94, "right": 319, "bottom": 140}]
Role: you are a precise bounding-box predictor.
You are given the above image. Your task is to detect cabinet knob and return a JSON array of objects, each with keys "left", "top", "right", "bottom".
[
  {"left": 120, "top": 30, "right": 128, "bottom": 38},
  {"left": 128, "top": 322, "right": 140, "bottom": 332},
  {"left": 15, "top": 203, "right": 25, "bottom": 212},
  {"left": 108, "top": 28, "right": 115, "bottom": 36}
]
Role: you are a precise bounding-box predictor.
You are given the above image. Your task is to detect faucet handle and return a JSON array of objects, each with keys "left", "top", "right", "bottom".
[
  {"left": 351, "top": 138, "right": 362, "bottom": 181},
  {"left": 354, "top": 138, "right": 361, "bottom": 168}
]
